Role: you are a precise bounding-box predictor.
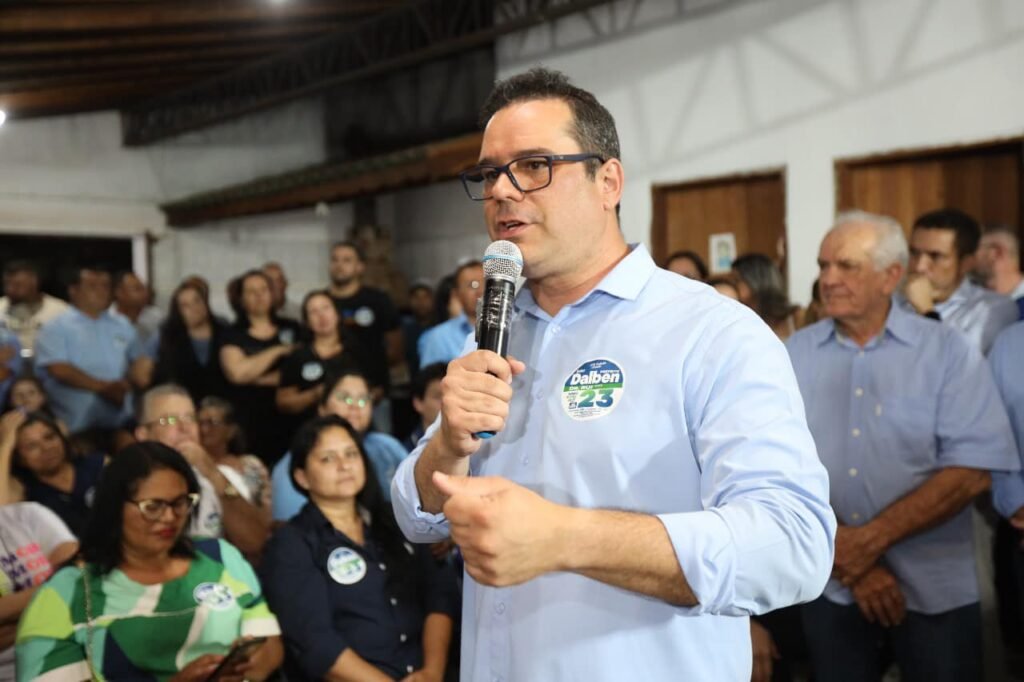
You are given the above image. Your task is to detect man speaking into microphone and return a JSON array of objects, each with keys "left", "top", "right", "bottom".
[{"left": 391, "top": 68, "right": 835, "bottom": 681}]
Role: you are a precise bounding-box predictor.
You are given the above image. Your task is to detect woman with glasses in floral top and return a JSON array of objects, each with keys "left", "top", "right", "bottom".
[{"left": 271, "top": 368, "right": 410, "bottom": 521}]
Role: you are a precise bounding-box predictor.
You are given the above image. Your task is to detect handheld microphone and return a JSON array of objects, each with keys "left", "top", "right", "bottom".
[{"left": 474, "top": 240, "right": 524, "bottom": 439}]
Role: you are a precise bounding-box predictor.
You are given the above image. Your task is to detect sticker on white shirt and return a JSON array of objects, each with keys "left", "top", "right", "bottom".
[
  {"left": 354, "top": 306, "right": 375, "bottom": 327},
  {"left": 327, "top": 547, "right": 367, "bottom": 585},
  {"left": 561, "top": 358, "right": 624, "bottom": 421},
  {"left": 193, "top": 582, "right": 236, "bottom": 610},
  {"left": 301, "top": 361, "right": 324, "bottom": 382}
]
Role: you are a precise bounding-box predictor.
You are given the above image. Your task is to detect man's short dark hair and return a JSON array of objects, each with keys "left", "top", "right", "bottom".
[
  {"left": 412, "top": 363, "right": 447, "bottom": 401},
  {"left": 63, "top": 263, "right": 111, "bottom": 289},
  {"left": 409, "top": 282, "right": 432, "bottom": 296},
  {"left": 3, "top": 260, "right": 39, "bottom": 278},
  {"left": 479, "top": 67, "right": 621, "bottom": 179},
  {"left": 112, "top": 270, "right": 138, "bottom": 290},
  {"left": 912, "top": 208, "right": 981, "bottom": 261},
  {"left": 330, "top": 240, "right": 365, "bottom": 263}
]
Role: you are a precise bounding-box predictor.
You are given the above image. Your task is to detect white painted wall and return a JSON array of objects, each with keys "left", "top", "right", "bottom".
[{"left": 4, "top": 0, "right": 1023, "bottom": 307}]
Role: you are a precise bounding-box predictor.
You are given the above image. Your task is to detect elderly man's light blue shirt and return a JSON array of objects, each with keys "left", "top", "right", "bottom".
[
  {"left": 35, "top": 308, "right": 135, "bottom": 433},
  {"left": 418, "top": 314, "right": 473, "bottom": 368},
  {"left": 899, "top": 279, "right": 1018, "bottom": 354},
  {"left": 992, "top": 322, "right": 1024, "bottom": 518},
  {"left": 787, "top": 304, "right": 1018, "bottom": 614},
  {"left": 392, "top": 244, "right": 835, "bottom": 682}
]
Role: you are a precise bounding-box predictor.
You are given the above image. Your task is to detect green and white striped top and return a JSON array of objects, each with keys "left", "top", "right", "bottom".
[{"left": 15, "top": 539, "right": 279, "bottom": 682}]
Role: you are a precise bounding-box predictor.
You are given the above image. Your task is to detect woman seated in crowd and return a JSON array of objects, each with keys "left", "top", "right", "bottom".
[
  {"left": 276, "top": 290, "right": 363, "bottom": 424},
  {"left": 3, "top": 376, "right": 54, "bottom": 420},
  {"left": 198, "top": 396, "right": 272, "bottom": 511},
  {"left": 731, "top": 253, "right": 803, "bottom": 340},
  {"left": 261, "top": 415, "right": 458, "bottom": 682},
  {"left": 706, "top": 274, "right": 741, "bottom": 300},
  {"left": 0, "top": 432, "right": 78, "bottom": 682},
  {"left": 271, "top": 368, "right": 409, "bottom": 520},
  {"left": 15, "top": 441, "right": 284, "bottom": 682},
  {"left": 663, "top": 249, "right": 709, "bottom": 281},
  {"left": 221, "top": 270, "right": 301, "bottom": 466},
  {"left": 0, "top": 411, "right": 103, "bottom": 537},
  {"left": 134, "top": 279, "right": 232, "bottom": 404}
]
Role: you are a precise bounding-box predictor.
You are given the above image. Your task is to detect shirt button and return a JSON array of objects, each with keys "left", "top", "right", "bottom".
[
  {"left": 379, "top": 563, "right": 387, "bottom": 571},
  {"left": 407, "top": 665, "right": 414, "bottom": 673},
  {"left": 390, "top": 597, "right": 398, "bottom": 606},
  {"left": 857, "top": 350, "right": 865, "bottom": 358},
  {"left": 851, "top": 513, "right": 861, "bottom": 521},
  {"left": 854, "top": 388, "right": 864, "bottom": 397},
  {"left": 849, "top": 468, "right": 858, "bottom": 477},
  {"left": 400, "top": 633, "right": 408, "bottom": 642},
  {"left": 552, "top": 325, "right": 561, "bottom": 335},
  {"left": 851, "top": 428, "right": 861, "bottom": 437},
  {"left": 495, "top": 602, "right": 506, "bottom": 614},
  {"left": 534, "top": 390, "right": 544, "bottom": 401}
]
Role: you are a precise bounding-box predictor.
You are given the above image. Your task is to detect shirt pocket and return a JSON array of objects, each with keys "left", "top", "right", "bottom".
[{"left": 876, "top": 398, "right": 938, "bottom": 469}]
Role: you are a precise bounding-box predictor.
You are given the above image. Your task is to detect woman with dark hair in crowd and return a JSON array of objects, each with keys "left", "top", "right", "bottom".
[
  {"left": 15, "top": 441, "right": 284, "bottom": 681},
  {"left": 198, "top": 395, "right": 272, "bottom": 511},
  {"left": 276, "top": 290, "right": 363, "bottom": 424},
  {"left": 664, "top": 250, "right": 709, "bottom": 281},
  {"left": 0, "top": 411, "right": 103, "bottom": 537},
  {"left": 136, "top": 279, "right": 233, "bottom": 402},
  {"left": 271, "top": 367, "right": 410, "bottom": 521},
  {"left": 731, "top": 253, "right": 803, "bottom": 340},
  {"left": 432, "top": 274, "right": 461, "bottom": 327},
  {"left": 261, "top": 415, "right": 457, "bottom": 682},
  {"left": 706, "top": 274, "right": 741, "bottom": 300},
  {"left": 220, "top": 270, "right": 301, "bottom": 466},
  {"left": 3, "top": 376, "right": 53, "bottom": 418}
]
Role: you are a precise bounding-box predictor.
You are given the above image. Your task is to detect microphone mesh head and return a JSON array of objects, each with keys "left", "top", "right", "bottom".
[{"left": 483, "top": 240, "right": 524, "bottom": 281}]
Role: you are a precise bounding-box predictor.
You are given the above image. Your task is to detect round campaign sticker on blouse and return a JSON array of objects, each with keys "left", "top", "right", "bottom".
[
  {"left": 327, "top": 547, "right": 367, "bottom": 585},
  {"left": 301, "top": 362, "right": 324, "bottom": 382},
  {"left": 193, "top": 582, "right": 236, "bottom": 611},
  {"left": 279, "top": 328, "right": 296, "bottom": 345},
  {"left": 353, "top": 306, "right": 375, "bottom": 327},
  {"left": 561, "top": 358, "right": 624, "bottom": 421}
]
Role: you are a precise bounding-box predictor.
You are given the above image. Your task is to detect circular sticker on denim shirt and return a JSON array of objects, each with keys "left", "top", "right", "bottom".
[
  {"left": 561, "top": 359, "right": 624, "bottom": 421},
  {"left": 327, "top": 547, "right": 367, "bottom": 585},
  {"left": 301, "top": 361, "right": 324, "bottom": 382},
  {"left": 193, "top": 582, "right": 236, "bottom": 610}
]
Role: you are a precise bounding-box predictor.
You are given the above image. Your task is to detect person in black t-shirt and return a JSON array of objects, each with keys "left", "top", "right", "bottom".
[
  {"left": 220, "top": 270, "right": 300, "bottom": 466},
  {"left": 0, "top": 410, "right": 103, "bottom": 537},
  {"left": 327, "top": 242, "right": 402, "bottom": 401},
  {"left": 277, "top": 290, "right": 363, "bottom": 426}
]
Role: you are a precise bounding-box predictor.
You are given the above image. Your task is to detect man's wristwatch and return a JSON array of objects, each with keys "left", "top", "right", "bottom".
[{"left": 221, "top": 483, "right": 241, "bottom": 499}]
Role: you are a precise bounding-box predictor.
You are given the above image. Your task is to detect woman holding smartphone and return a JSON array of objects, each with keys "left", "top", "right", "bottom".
[{"left": 15, "top": 442, "right": 284, "bottom": 681}]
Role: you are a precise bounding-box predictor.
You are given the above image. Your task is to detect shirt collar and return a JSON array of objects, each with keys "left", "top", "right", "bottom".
[
  {"left": 935, "top": 278, "right": 971, "bottom": 313},
  {"left": 812, "top": 297, "right": 919, "bottom": 348},
  {"left": 514, "top": 243, "right": 655, "bottom": 317}
]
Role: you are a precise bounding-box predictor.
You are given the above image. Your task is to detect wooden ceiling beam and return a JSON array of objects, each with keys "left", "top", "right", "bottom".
[
  {"left": 0, "top": 42, "right": 289, "bottom": 78},
  {"left": 0, "top": 61, "right": 236, "bottom": 93},
  {"left": 0, "top": 21, "right": 343, "bottom": 58},
  {"left": 0, "top": 1, "right": 400, "bottom": 35},
  {"left": 0, "top": 77, "right": 199, "bottom": 118}
]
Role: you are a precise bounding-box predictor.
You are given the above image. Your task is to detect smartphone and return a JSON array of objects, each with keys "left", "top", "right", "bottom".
[{"left": 204, "top": 636, "right": 267, "bottom": 682}]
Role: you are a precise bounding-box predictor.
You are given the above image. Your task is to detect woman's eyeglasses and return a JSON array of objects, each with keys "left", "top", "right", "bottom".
[
  {"left": 128, "top": 493, "right": 200, "bottom": 522},
  {"left": 333, "top": 392, "right": 371, "bottom": 409}
]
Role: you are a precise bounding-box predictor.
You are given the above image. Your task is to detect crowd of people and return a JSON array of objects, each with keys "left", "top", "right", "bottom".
[{"left": 1, "top": 70, "right": 1023, "bottom": 682}]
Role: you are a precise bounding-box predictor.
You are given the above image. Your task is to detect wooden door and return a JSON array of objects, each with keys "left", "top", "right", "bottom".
[
  {"left": 651, "top": 171, "right": 786, "bottom": 272},
  {"left": 836, "top": 141, "right": 1023, "bottom": 237}
]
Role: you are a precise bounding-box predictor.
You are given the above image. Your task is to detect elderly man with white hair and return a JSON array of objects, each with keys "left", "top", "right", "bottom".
[{"left": 786, "top": 211, "right": 1019, "bottom": 682}]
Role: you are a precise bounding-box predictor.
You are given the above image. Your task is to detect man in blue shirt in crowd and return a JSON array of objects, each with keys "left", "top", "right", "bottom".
[
  {"left": 991, "top": 322, "right": 1024, "bottom": 586},
  {"left": 391, "top": 67, "right": 836, "bottom": 682},
  {"left": 35, "top": 266, "right": 134, "bottom": 437},
  {"left": 900, "top": 208, "right": 1018, "bottom": 354},
  {"left": 787, "top": 211, "right": 1018, "bottom": 682},
  {"left": 418, "top": 260, "right": 483, "bottom": 368}
]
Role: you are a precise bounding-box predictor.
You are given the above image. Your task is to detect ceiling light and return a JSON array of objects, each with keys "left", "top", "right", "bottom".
[{"left": 0, "top": 110, "right": 6, "bottom": 127}]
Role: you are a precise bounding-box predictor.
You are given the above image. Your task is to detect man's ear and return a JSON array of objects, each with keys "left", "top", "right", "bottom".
[{"left": 599, "top": 159, "right": 625, "bottom": 214}]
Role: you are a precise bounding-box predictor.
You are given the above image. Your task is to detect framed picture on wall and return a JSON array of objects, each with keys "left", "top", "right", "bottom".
[{"left": 709, "top": 233, "right": 737, "bottom": 274}]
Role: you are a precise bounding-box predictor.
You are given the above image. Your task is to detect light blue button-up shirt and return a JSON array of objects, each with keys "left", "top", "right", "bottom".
[
  {"left": 35, "top": 308, "right": 135, "bottom": 433},
  {"left": 991, "top": 322, "right": 1024, "bottom": 518},
  {"left": 899, "top": 279, "right": 1018, "bottom": 354},
  {"left": 418, "top": 314, "right": 474, "bottom": 368},
  {"left": 392, "top": 244, "right": 835, "bottom": 682},
  {"left": 787, "top": 303, "right": 1018, "bottom": 614}
]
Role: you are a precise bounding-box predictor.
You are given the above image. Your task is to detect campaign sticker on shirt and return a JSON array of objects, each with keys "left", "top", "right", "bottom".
[
  {"left": 301, "top": 361, "right": 324, "bottom": 382},
  {"left": 193, "top": 582, "right": 236, "bottom": 611},
  {"left": 327, "top": 547, "right": 367, "bottom": 585},
  {"left": 561, "top": 358, "right": 624, "bottom": 421},
  {"left": 353, "top": 306, "right": 375, "bottom": 328}
]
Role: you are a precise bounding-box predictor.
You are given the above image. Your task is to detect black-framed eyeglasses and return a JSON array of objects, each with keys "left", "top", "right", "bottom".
[
  {"left": 459, "top": 153, "right": 605, "bottom": 201},
  {"left": 128, "top": 493, "right": 200, "bottom": 522}
]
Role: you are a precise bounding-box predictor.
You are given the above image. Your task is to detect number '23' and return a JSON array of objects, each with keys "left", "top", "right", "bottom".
[{"left": 577, "top": 389, "right": 614, "bottom": 408}]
